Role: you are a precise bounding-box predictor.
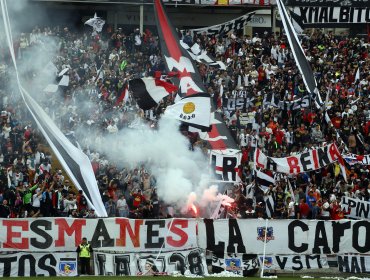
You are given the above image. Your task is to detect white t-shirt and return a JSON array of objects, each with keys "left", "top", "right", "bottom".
[{"left": 32, "top": 192, "right": 41, "bottom": 208}]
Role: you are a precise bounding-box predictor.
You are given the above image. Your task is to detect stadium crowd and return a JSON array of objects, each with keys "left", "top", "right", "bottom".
[{"left": 0, "top": 22, "right": 369, "bottom": 220}]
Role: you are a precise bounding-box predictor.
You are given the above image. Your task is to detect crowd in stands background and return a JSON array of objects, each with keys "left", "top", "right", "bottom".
[{"left": 0, "top": 23, "right": 369, "bottom": 220}]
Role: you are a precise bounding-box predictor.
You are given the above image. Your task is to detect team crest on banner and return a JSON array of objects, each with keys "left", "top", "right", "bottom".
[
  {"left": 225, "top": 258, "right": 242, "bottom": 273},
  {"left": 59, "top": 259, "right": 77, "bottom": 275},
  {"left": 259, "top": 256, "right": 273, "bottom": 269},
  {"left": 180, "top": 102, "right": 196, "bottom": 120},
  {"left": 257, "top": 227, "right": 275, "bottom": 242}
]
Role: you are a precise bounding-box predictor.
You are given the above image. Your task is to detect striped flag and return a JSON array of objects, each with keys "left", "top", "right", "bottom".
[
  {"left": 255, "top": 169, "right": 276, "bottom": 191},
  {"left": 129, "top": 77, "right": 177, "bottom": 110},
  {"left": 276, "top": 0, "right": 323, "bottom": 108},
  {"left": 264, "top": 195, "right": 275, "bottom": 218}
]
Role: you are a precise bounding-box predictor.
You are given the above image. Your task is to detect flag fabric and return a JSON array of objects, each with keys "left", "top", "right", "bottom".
[
  {"left": 120, "top": 60, "right": 127, "bottom": 71},
  {"left": 115, "top": 85, "right": 129, "bottom": 106},
  {"left": 245, "top": 183, "right": 255, "bottom": 199},
  {"left": 58, "top": 67, "right": 69, "bottom": 77},
  {"left": 129, "top": 77, "right": 176, "bottom": 110},
  {"left": 154, "top": 0, "right": 206, "bottom": 96},
  {"left": 255, "top": 169, "right": 275, "bottom": 191},
  {"left": 355, "top": 67, "right": 360, "bottom": 81},
  {"left": 264, "top": 195, "right": 275, "bottom": 218},
  {"left": 1, "top": 0, "right": 107, "bottom": 217},
  {"left": 58, "top": 75, "right": 69, "bottom": 87},
  {"left": 180, "top": 41, "right": 226, "bottom": 70},
  {"left": 84, "top": 13, "right": 105, "bottom": 33},
  {"left": 275, "top": 0, "right": 323, "bottom": 108},
  {"left": 165, "top": 93, "right": 211, "bottom": 129}
]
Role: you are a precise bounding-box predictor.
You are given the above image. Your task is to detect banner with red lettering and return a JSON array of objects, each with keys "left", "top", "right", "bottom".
[
  {"left": 0, "top": 218, "right": 197, "bottom": 252},
  {"left": 94, "top": 249, "right": 207, "bottom": 276},
  {"left": 254, "top": 143, "right": 346, "bottom": 180}
]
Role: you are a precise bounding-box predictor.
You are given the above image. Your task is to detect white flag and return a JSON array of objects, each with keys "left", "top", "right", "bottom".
[
  {"left": 165, "top": 93, "right": 211, "bottom": 129},
  {"left": 85, "top": 13, "right": 105, "bottom": 33}
]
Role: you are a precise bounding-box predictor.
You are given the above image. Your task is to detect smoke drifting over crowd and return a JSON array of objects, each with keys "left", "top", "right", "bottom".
[{"left": 1, "top": 0, "right": 220, "bottom": 215}]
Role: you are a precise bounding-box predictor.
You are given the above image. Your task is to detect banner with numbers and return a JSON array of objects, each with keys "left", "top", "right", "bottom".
[{"left": 94, "top": 249, "right": 207, "bottom": 276}]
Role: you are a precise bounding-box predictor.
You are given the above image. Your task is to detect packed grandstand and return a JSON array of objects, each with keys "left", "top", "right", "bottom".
[{"left": 0, "top": 0, "right": 369, "bottom": 277}]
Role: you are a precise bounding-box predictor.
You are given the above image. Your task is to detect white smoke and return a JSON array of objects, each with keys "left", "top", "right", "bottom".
[{"left": 85, "top": 115, "right": 214, "bottom": 206}]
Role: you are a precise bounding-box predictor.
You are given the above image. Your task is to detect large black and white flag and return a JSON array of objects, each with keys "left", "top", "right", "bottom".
[
  {"left": 264, "top": 195, "right": 275, "bottom": 218},
  {"left": 276, "top": 0, "right": 323, "bottom": 108},
  {"left": 255, "top": 169, "right": 275, "bottom": 191},
  {"left": 1, "top": 0, "right": 107, "bottom": 217},
  {"left": 129, "top": 77, "right": 177, "bottom": 110},
  {"left": 180, "top": 41, "right": 227, "bottom": 70}
]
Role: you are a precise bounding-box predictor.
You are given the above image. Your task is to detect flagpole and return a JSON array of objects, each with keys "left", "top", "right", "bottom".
[{"left": 260, "top": 218, "right": 269, "bottom": 278}]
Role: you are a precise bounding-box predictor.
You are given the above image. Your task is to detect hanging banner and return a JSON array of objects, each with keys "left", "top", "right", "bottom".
[
  {"left": 210, "top": 149, "right": 241, "bottom": 182},
  {"left": 338, "top": 255, "right": 370, "bottom": 273},
  {"left": 186, "top": 12, "right": 255, "bottom": 36},
  {"left": 284, "top": 0, "right": 369, "bottom": 7},
  {"left": 0, "top": 252, "right": 77, "bottom": 277},
  {"left": 223, "top": 94, "right": 311, "bottom": 114},
  {"left": 258, "top": 255, "right": 329, "bottom": 270},
  {"left": 198, "top": 219, "right": 370, "bottom": 255},
  {"left": 287, "top": 6, "right": 370, "bottom": 30},
  {"left": 341, "top": 197, "right": 370, "bottom": 220},
  {"left": 0, "top": 218, "right": 197, "bottom": 252},
  {"left": 263, "top": 93, "right": 311, "bottom": 110},
  {"left": 94, "top": 249, "right": 207, "bottom": 276},
  {"left": 254, "top": 143, "right": 344, "bottom": 175}
]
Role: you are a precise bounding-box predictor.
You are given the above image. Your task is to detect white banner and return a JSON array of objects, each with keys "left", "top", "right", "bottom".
[
  {"left": 210, "top": 149, "right": 241, "bottom": 182},
  {"left": 199, "top": 219, "right": 370, "bottom": 254},
  {"left": 338, "top": 255, "right": 370, "bottom": 273},
  {"left": 254, "top": 143, "right": 345, "bottom": 176},
  {"left": 341, "top": 197, "right": 370, "bottom": 220},
  {"left": 0, "top": 252, "right": 77, "bottom": 277},
  {"left": 259, "top": 255, "right": 329, "bottom": 270},
  {"left": 187, "top": 12, "right": 255, "bottom": 36},
  {"left": 94, "top": 249, "right": 207, "bottom": 276},
  {"left": 0, "top": 218, "right": 197, "bottom": 252}
]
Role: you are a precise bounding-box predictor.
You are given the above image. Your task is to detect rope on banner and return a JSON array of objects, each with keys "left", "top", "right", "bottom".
[{"left": 154, "top": 217, "right": 175, "bottom": 262}]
